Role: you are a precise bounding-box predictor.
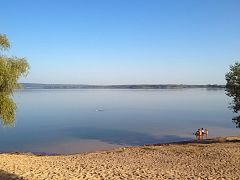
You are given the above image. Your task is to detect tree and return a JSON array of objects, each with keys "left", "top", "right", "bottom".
[
  {"left": 0, "top": 34, "right": 29, "bottom": 126},
  {"left": 225, "top": 62, "right": 240, "bottom": 128}
]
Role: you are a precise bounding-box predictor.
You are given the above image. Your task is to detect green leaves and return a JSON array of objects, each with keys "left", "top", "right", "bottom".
[
  {"left": 0, "top": 34, "right": 29, "bottom": 126},
  {"left": 225, "top": 62, "right": 240, "bottom": 113},
  {"left": 0, "top": 56, "right": 29, "bottom": 93},
  {"left": 0, "top": 34, "right": 10, "bottom": 51},
  {"left": 0, "top": 94, "right": 16, "bottom": 126},
  {"left": 225, "top": 62, "right": 240, "bottom": 128}
]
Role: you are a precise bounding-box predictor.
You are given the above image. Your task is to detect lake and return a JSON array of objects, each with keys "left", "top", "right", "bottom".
[{"left": 0, "top": 89, "right": 239, "bottom": 154}]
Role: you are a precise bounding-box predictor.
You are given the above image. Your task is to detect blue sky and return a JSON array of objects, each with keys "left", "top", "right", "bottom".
[{"left": 2, "top": 0, "right": 240, "bottom": 85}]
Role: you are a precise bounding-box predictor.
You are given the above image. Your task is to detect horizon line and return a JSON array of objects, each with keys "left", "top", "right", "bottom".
[{"left": 20, "top": 82, "right": 225, "bottom": 86}]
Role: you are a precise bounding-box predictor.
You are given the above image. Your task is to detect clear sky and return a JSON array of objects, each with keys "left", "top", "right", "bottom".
[{"left": 2, "top": 0, "right": 240, "bottom": 85}]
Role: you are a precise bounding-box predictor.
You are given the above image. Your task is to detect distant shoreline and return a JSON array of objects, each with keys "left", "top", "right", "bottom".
[{"left": 21, "top": 83, "right": 225, "bottom": 90}]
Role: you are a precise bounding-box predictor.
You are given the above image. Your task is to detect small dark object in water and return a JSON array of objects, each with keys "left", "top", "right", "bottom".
[{"left": 96, "top": 109, "right": 104, "bottom": 112}]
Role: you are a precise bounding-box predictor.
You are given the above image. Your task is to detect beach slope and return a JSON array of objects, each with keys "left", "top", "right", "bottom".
[{"left": 0, "top": 136, "right": 239, "bottom": 179}]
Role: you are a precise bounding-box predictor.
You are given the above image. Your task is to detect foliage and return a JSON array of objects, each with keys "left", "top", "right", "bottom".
[
  {"left": 0, "top": 93, "right": 16, "bottom": 126},
  {"left": 0, "top": 34, "right": 10, "bottom": 51},
  {"left": 225, "top": 62, "right": 240, "bottom": 127},
  {"left": 0, "top": 34, "right": 29, "bottom": 126},
  {"left": 232, "top": 115, "right": 240, "bottom": 128}
]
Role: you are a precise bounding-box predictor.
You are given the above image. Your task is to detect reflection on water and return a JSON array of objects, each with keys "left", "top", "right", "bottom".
[
  {"left": 64, "top": 127, "right": 192, "bottom": 145},
  {"left": 0, "top": 89, "right": 239, "bottom": 154},
  {"left": 195, "top": 134, "right": 208, "bottom": 141}
]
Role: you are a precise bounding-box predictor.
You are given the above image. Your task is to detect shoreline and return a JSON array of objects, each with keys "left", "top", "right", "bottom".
[
  {"left": 0, "top": 136, "right": 240, "bottom": 180},
  {"left": 0, "top": 136, "right": 239, "bottom": 179},
  {"left": 147, "top": 135, "right": 240, "bottom": 146},
  {"left": 1, "top": 136, "right": 239, "bottom": 156}
]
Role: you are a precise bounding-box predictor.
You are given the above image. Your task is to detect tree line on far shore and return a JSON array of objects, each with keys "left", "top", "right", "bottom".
[{"left": 21, "top": 83, "right": 225, "bottom": 90}]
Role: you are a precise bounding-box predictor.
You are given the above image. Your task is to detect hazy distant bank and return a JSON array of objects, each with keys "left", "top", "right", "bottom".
[{"left": 21, "top": 83, "right": 225, "bottom": 89}]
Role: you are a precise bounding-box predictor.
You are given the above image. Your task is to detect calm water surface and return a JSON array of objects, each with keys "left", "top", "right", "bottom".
[{"left": 0, "top": 89, "right": 239, "bottom": 154}]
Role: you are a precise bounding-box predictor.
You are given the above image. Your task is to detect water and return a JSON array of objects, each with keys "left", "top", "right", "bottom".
[{"left": 0, "top": 89, "right": 239, "bottom": 154}]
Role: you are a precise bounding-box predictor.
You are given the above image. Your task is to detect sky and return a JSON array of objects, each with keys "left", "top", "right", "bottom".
[{"left": 1, "top": 0, "right": 240, "bottom": 85}]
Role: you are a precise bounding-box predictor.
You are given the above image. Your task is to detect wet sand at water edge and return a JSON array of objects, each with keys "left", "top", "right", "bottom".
[{"left": 0, "top": 136, "right": 239, "bottom": 179}]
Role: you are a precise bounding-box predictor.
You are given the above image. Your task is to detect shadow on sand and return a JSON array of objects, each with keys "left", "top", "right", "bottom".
[
  {"left": 0, "top": 170, "right": 24, "bottom": 180},
  {"left": 148, "top": 136, "right": 240, "bottom": 146}
]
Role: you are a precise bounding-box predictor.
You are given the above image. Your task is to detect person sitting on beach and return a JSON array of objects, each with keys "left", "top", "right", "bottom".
[
  {"left": 194, "top": 128, "right": 209, "bottom": 135},
  {"left": 205, "top": 129, "right": 208, "bottom": 135},
  {"left": 195, "top": 129, "right": 201, "bottom": 136}
]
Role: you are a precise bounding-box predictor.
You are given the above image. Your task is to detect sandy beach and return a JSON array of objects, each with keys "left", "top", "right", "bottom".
[{"left": 0, "top": 136, "right": 239, "bottom": 180}]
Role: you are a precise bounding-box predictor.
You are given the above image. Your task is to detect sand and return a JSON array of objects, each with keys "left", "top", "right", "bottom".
[{"left": 0, "top": 136, "right": 239, "bottom": 180}]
